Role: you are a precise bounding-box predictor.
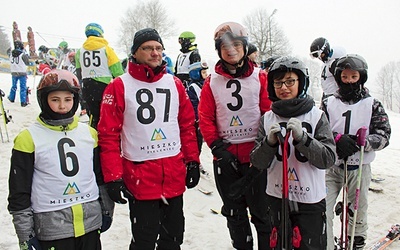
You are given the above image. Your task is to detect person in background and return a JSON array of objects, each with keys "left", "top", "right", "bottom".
[
  {"left": 198, "top": 21, "right": 272, "bottom": 250},
  {"left": 175, "top": 31, "right": 201, "bottom": 87},
  {"left": 75, "top": 22, "right": 124, "bottom": 129},
  {"left": 8, "top": 69, "right": 114, "bottom": 250},
  {"left": 8, "top": 40, "right": 29, "bottom": 107},
  {"left": 163, "top": 52, "right": 174, "bottom": 74},
  {"left": 250, "top": 56, "right": 336, "bottom": 249},
  {"left": 97, "top": 28, "right": 200, "bottom": 250},
  {"left": 310, "top": 37, "right": 346, "bottom": 100},
  {"left": 321, "top": 54, "right": 391, "bottom": 250},
  {"left": 58, "top": 41, "right": 73, "bottom": 70},
  {"left": 247, "top": 43, "right": 259, "bottom": 66},
  {"left": 260, "top": 55, "right": 280, "bottom": 73},
  {"left": 187, "top": 60, "right": 210, "bottom": 176}
]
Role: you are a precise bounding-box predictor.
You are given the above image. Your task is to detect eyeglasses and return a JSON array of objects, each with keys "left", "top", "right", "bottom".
[
  {"left": 221, "top": 41, "right": 243, "bottom": 51},
  {"left": 139, "top": 46, "right": 164, "bottom": 53},
  {"left": 273, "top": 78, "right": 298, "bottom": 89}
]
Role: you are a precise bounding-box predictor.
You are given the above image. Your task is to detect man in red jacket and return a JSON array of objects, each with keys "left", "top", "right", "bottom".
[
  {"left": 97, "top": 28, "right": 200, "bottom": 250},
  {"left": 198, "top": 22, "right": 272, "bottom": 250}
]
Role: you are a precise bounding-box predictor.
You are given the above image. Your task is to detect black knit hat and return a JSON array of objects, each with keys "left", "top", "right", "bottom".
[{"left": 131, "top": 28, "right": 164, "bottom": 54}]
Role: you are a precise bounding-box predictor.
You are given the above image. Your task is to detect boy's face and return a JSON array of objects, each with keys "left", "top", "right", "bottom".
[
  {"left": 201, "top": 69, "right": 208, "bottom": 79},
  {"left": 47, "top": 91, "right": 74, "bottom": 114},
  {"left": 220, "top": 39, "right": 245, "bottom": 65},
  {"left": 340, "top": 69, "right": 360, "bottom": 84},
  {"left": 273, "top": 72, "right": 299, "bottom": 100}
]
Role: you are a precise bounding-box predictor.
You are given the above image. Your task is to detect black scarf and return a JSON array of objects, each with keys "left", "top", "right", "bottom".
[{"left": 271, "top": 96, "right": 315, "bottom": 118}]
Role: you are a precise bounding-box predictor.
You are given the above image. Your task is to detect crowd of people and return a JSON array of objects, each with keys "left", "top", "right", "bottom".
[{"left": 6, "top": 20, "right": 391, "bottom": 250}]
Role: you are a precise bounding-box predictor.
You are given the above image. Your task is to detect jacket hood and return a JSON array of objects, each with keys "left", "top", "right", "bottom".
[{"left": 83, "top": 36, "right": 109, "bottom": 50}]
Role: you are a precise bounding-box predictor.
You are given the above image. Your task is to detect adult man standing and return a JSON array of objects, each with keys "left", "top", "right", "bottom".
[{"left": 98, "top": 28, "right": 200, "bottom": 250}]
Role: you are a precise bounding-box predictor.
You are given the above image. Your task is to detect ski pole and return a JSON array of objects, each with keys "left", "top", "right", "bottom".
[
  {"left": 339, "top": 159, "right": 349, "bottom": 250},
  {"left": 349, "top": 126, "right": 368, "bottom": 249},
  {"left": 277, "top": 130, "right": 291, "bottom": 250}
]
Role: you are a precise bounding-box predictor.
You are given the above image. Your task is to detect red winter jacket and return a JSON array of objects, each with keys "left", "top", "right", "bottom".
[
  {"left": 98, "top": 61, "right": 200, "bottom": 200},
  {"left": 198, "top": 60, "right": 271, "bottom": 164}
]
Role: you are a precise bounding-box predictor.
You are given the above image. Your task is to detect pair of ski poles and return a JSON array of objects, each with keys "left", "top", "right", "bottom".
[
  {"left": 338, "top": 127, "right": 368, "bottom": 250},
  {"left": 269, "top": 130, "right": 301, "bottom": 250}
]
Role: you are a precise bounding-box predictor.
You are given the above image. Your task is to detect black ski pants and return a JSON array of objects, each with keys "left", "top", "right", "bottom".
[
  {"left": 82, "top": 79, "right": 107, "bottom": 129},
  {"left": 213, "top": 160, "right": 271, "bottom": 250},
  {"left": 128, "top": 195, "right": 184, "bottom": 250},
  {"left": 38, "top": 229, "right": 101, "bottom": 250},
  {"left": 267, "top": 195, "right": 327, "bottom": 250}
]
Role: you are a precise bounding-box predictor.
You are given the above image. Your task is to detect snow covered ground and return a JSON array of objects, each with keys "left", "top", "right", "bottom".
[{"left": 0, "top": 73, "right": 399, "bottom": 249}]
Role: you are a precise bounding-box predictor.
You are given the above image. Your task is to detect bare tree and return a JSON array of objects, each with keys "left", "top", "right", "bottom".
[
  {"left": 243, "top": 8, "right": 291, "bottom": 62},
  {"left": 118, "top": 0, "right": 176, "bottom": 55},
  {"left": 0, "top": 26, "right": 11, "bottom": 56},
  {"left": 376, "top": 61, "right": 400, "bottom": 111}
]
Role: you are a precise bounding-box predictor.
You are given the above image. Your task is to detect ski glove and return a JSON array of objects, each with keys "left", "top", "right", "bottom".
[
  {"left": 335, "top": 134, "right": 359, "bottom": 159},
  {"left": 98, "top": 185, "right": 115, "bottom": 232},
  {"left": 267, "top": 123, "right": 282, "bottom": 145},
  {"left": 19, "top": 236, "right": 41, "bottom": 250},
  {"left": 210, "top": 139, "right": 239, "bottom": 176},
  {"left": 287, "top": 118, "right": 304, "bottom": 141},
  {"left": 228, "top": 166, "right": 263, "bottom": 200},
  {"left": 106, "top": 179, "right": 134, "bottom": 204},
  {"left": 186, "top": 161, "right": 200, "bottom": 189}
]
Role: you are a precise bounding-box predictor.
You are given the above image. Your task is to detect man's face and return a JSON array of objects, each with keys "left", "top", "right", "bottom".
[{"left": 133, "top": 41, "right": 163, "bottom": 69}]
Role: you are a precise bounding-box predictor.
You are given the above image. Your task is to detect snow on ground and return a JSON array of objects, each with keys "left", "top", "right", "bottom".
[{"left": 0, "top": 73, "right": 399, "bottom": 249}]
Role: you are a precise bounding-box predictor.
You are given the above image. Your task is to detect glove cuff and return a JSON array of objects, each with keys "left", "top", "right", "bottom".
[{"left": 334, "top": 133, "right": 342, "bottom": 143}]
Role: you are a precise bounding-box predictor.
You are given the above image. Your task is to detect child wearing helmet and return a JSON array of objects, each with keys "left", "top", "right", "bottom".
[
  {"left": 250, "top": 56, "right": 336, "bottom": 249},
  {"left": 75, "top": 23, "right": 124, "bottom": 129},
  {"left": 8, "top": 69, "right": 114, "bottom": 250},
  {"left": 310, "top": 37, "right": 347, "bottom": 99},
  {"left": 8, "top": 40, "right": 30, "bottom": 107},
  {"left": 174, "top": 31, "right": 201, "bottom": 86},
  {"left": 57, "top": 41, "right": 77, "bottom": 71},
  {"left": 198, "top": 21, "right": 272, "bottom": 250},
  {"left": 187, "top": 61, "right": 209, "bottom": 175},
  {"left": 321, "top": 54, "right": 391, "bottom": 250}
]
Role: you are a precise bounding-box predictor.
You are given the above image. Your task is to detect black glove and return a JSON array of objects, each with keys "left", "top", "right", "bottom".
[
  {"left": 19, "top": 236, "right": 41, "bottom": 250},
  {"left": 101, "top": 213, "right": 113, "bottom": 233},
  {"left": 106, "top": 179, "right": 133, "bottom": 204},
  {"left": 210, "top": 139, "right": 239, "bottom": 176},
  {"left": 336, "top": 134, "right": 359, "bottom": 159},
  {"left": 186, "top": 161, "right": 200, "bottom": 188},
  {"left": 228, "top": 167, "right": 263, "bottom": 200}
]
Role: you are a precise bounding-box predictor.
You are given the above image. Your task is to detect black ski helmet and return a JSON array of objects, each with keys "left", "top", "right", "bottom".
[
  {"left": 267, "top": 56, "right": 309, "bottom": 101},
  {"left": 214, "top": 22, "right": 249, "bottom": 59},
  {"left": 310, "top": 37, "right": 331, "bottom": 62},
  {"left": 37, "top": 69, "right": 80, "bottom": 121},
  {"left": 260, "top": 55, "right": 280, "bottom": 71},
  {"left": 333, "top": 54, "right": 368, "bottom": 101},
  {"left": 38, "top": 45, "right": 49, "bottom": 53}
]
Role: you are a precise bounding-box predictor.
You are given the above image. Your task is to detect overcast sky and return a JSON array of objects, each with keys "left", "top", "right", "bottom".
[{"left": 2, "top": 0, "right": 400, "bottom": 81}]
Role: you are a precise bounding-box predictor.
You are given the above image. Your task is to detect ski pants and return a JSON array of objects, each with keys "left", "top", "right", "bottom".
[
  {"left": 325, "top": 164, "right": 371, "bottom": 250},
  {"left": 38, "top": 229, "right": 101, "bottom": 250},
  {"left": 82, "top": 79, "right": 107, "bottom": 129},
  {"left": 128, "top": 195, "right": 184, "bottom": 250},
  {"left": 213, "top": 160, "right": 271, "bottom": 250},
  {"left": 9, "top": 75, "right": 27, "bottom": 104},
  {"left": 267, "top": 195, "right": 327, "bottom": 250}
]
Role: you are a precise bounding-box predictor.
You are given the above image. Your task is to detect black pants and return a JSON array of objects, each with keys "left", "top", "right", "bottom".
[
  {"left": 267, "top": 195, "right": 327, "bottom": 250},
  {"left": 213, "top": 161, "right": 271, "bottom": 250},
  {"left": 128, "top": 195, "right": 184, "bottom": 250},
  {"left": 39, "top": 229, "right": 101, "bottom": 250},
  {"left": 82, "top": 79, "right": 107, "bottom": 129}
]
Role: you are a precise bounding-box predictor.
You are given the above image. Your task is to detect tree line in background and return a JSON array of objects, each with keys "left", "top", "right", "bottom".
[{"left": 1, "top": 0, "right": 398, "bottom": 112}]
